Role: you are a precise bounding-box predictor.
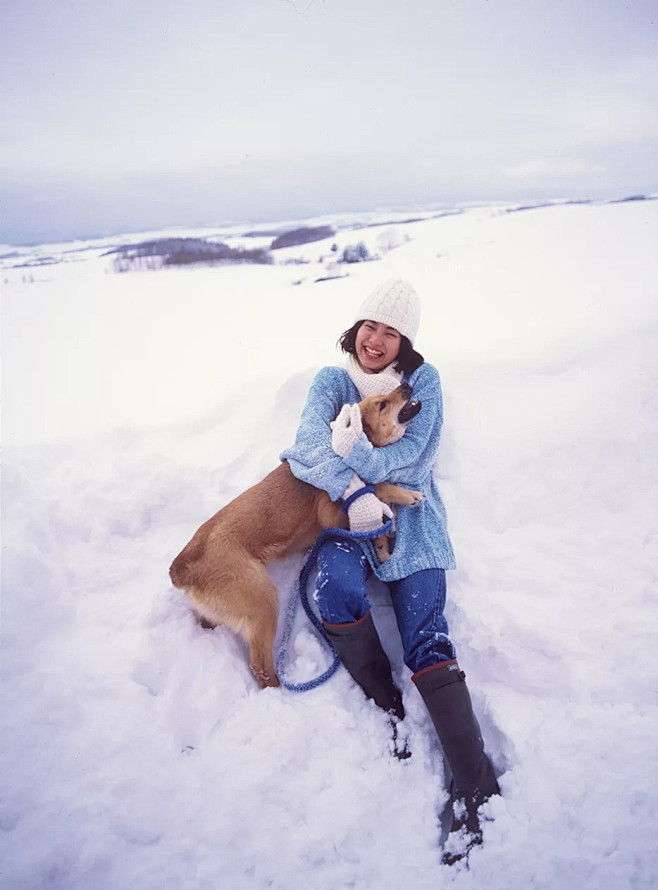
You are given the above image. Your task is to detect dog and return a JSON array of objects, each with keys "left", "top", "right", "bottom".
[{"left": 169, "top": 382, "right": 423, "bottom": 688}]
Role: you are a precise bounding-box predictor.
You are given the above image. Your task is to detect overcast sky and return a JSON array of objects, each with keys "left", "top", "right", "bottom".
[{"left": 2, "top": 0, "right": 657, "bottom": 243}]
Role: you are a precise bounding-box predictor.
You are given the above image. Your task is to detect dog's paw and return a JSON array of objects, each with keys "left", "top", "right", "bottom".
[{"left": 405, "top": 490, "right": 424, "bottom": 505}]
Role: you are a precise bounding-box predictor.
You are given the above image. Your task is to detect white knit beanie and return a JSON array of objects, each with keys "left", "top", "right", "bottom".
[{"left": 355, "top": 278, "right": 421, "bottom": 345}]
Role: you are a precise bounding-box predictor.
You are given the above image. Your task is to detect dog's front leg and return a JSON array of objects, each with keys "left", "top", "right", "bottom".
[{"left": 374, "top": 482, "right": 424, "bottom": 506}]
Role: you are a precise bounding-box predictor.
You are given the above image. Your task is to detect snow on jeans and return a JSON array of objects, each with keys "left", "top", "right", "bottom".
[{"left": 316, "top": 537, "right": 456, "bottom": 674}]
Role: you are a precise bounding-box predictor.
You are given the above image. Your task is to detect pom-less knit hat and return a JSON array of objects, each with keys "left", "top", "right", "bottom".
[{"left": 355, "top": 278, "right": 421, "bottom": 345}]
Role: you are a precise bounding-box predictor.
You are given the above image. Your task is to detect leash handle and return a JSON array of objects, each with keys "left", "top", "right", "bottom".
[{"left": 277, "top": 521, "right": 393, "bottom": 693}]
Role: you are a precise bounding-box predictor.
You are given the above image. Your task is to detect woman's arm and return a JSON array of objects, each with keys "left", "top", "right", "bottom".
[
  {"left": 338, "top": 364, "right": 443, "bottom": 485},
  {"left": 280, "top": 368, "right": 355, "bottom": 501}
]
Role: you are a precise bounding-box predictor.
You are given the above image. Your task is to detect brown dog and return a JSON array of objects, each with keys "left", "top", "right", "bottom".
[{"left": 169, "top": 382, "right": 423, "bottom": 688}]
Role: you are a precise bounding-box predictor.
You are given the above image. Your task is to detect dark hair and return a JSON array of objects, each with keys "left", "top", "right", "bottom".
[{"left": 338, "top": 320, "right": 425, "bottom": 377}]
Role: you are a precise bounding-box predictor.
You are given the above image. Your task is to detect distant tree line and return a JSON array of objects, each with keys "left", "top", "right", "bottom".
[
  {"left": 270, "top": 226, "right": 335, "bottom": 249},
  {"left": 109, "top": 238, "right": 272, "bottom": 272}
]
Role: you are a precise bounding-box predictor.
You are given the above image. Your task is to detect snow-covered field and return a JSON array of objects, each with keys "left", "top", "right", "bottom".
[{"left": 1, "top": 198, "right": 657, "bottom": 889}]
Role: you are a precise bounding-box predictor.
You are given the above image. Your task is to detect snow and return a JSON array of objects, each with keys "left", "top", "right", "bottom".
[{"left": 2, "top": 199, "right": 658, "bottom": 889}]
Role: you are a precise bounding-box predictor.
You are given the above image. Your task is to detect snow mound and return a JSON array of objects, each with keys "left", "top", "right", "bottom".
[{"left": 2, "top": 200, "right": 657, "bottom": 888}]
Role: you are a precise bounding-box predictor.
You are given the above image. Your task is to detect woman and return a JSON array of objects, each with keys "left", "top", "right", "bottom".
[{"left": 281, "top": 278, "right": 499, "bottom": 861}]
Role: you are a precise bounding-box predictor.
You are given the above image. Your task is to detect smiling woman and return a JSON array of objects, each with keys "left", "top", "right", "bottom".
[{"left": 280, "top": 277, "right": 500, "bottom": 864}]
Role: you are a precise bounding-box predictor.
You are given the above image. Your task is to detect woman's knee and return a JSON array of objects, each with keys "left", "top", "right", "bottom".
[{"left": 316, "top": 539, "right": 371, "bottom": 624}]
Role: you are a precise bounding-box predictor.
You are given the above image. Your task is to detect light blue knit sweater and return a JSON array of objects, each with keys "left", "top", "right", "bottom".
[{"left": 280, "top": 362, "right": 456, "bottom": 581}]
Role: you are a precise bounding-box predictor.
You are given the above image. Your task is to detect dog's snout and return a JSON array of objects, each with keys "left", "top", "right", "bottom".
[{"left": 400, "top": 382, "right": 413, "bottom": 399}]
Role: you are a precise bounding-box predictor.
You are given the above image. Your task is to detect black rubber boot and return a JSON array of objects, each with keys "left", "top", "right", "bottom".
[
  {"left": 413, "top": 661, "right": 500, "bottom": 864},
  {"left": 323, "top": 611, "right": 405, "bottom": 720}
]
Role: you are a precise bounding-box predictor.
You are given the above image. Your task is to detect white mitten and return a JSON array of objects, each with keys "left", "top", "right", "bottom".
[
  {"left": 342, "top": 474, "right": 393, "bottom": 534},
  {"left": 330, "top": 403, "right": 363, "bottom": 457}
]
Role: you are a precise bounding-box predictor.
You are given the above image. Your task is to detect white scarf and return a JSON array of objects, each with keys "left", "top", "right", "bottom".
[{"left": 346, "top": 353, "right": 403, "bottom": 400}]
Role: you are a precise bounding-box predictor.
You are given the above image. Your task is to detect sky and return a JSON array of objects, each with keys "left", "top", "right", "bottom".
[{"left": 1, "top": 0, "right": 657, "bottom": 244}]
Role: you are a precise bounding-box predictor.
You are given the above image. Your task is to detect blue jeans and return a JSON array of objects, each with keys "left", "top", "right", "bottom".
[{"left": 316, "top": 538, "right": 456, "bottom": 675}]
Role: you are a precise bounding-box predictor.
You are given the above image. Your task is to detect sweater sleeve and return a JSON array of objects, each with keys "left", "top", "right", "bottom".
[
  {"left": 280, "top": 368, "right": 355, "bottom": 501},
  {"left": 340, "top": 363, "right": 443, "bottom": 485}
]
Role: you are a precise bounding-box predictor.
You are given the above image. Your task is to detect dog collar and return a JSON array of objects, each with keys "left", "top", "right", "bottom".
[{"left": 341, "top": 485, "right": 376, "bottom": 514}]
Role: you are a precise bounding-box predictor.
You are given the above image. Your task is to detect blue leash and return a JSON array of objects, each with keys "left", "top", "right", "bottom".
[{"left": 276, "top": 520, "right": 392, "bottom": 692}]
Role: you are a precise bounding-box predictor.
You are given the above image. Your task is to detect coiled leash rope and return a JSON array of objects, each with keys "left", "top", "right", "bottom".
[{"left": 277, "top": 487, "right": 392, "bottom": 693}]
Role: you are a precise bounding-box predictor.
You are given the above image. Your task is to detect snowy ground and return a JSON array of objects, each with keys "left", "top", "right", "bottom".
[{"left": 2, "top": 199, "right": 657, "bottom": 889}]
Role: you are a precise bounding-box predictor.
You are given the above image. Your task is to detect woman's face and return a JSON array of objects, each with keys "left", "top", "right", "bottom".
[{"left": 354, "top": 320, "right": 402, "bottom": 373}]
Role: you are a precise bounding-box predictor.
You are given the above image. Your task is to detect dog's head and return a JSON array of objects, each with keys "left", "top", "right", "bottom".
[{"left": 359, "top": 382, "right": 421, "bottom": 447}]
